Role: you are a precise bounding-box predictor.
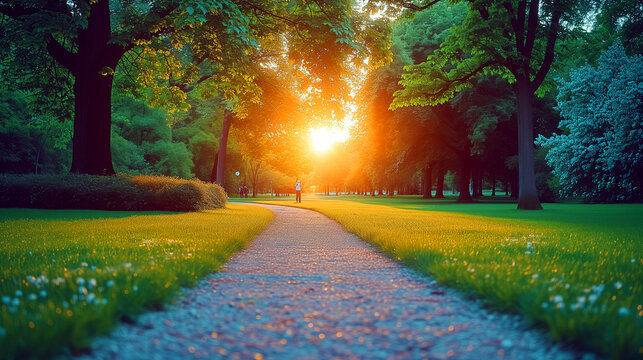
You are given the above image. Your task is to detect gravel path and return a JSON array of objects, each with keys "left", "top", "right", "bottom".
[{"left": 74, "top": 204, "right": 583, "bottom": 360}]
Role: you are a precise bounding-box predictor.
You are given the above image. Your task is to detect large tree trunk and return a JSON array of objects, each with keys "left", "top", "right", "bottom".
[
  {"left": 67, "top": 0, "right": 121, "bottom": 175},
  {"left": 215, "top": 110, "right": 232, "bottom": 188},
  {"left": 210, "top": 151, "right": 218, "bottom": 183},
  {"left": 435, "top": 166, "right": 445, "bottom": 198},
  {"left": 422, "top": 165, "right": 433, "bottom": 198},
  {"left": 457, "top": 152, "right": 472, "bottom": 203},
  {"left": 515, "top": 80, "right": 542, "bottom": 209}
]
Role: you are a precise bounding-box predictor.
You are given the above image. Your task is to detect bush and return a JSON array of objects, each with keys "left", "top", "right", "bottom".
[{"left": 0, "top": 174, "right": 227, "bottom": 211}]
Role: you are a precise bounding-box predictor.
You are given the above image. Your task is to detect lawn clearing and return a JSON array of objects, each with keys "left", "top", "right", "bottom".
[
  {"left": 258, "top": 199, "right": 642, "bottom": 359},
  {"left": 0, "top": 204, "right": 273, "bottom": 359}
]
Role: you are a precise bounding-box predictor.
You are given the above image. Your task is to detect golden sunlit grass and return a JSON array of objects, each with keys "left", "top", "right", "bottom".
[
  {"left": 0, "top": 204, "right": 273, "bottom": 359},
  {"left": 258, "top": 199, "right": 642, "bottom": 359}
]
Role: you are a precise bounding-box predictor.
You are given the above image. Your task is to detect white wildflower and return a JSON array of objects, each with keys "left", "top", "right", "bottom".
[
  {"left": 87, "top": 293, "right": 95, "bottom": 303},
  {"left": 89, "top": 278, "right": 97, "bottom": 288},
  {"left": 106, "top": 280, "right": 115, "bottom": 287},
  {"left": 618, "top": 307, "right": 630, "bottom": 316},
  {"left": 133, "top": 285, "right": 138, "bottom": 292},
  {"left": 553, "top": 295, "right": 564, "bottom": 303},
  {"left": 39, "top": 290, "right": 46, "bottom": 298},
  {"left": 592, "top": 284, "right": 605, "bottom": 294},
  {"left": 15, "top": 290, "right": 22, "bottom": 297},
  {"left": 588, "top": 294, "right": 598, "bottom": 303},
  {"left": 614, "top": 282, "right": 623, "bottom": 290},
  {"left": 11, "top": 298, "right": 19, "bottom": 307},
  {"left": 28, "top": 294, "right": 37, "bottom": 301},
  {"left": 532, "top": 274, "right": 539, "bottom": 279},
  {"left": 76, "top": 278, "right": 85, "bottom": 285},
  {"left": 1, "top": 296, "right": 10, "bottom": 304},
  {"left": 81, "top": 262, "right": 88, "bottom": 267},
  {"left": 124, "top": 263, "right": 132, "bottom": 269}
]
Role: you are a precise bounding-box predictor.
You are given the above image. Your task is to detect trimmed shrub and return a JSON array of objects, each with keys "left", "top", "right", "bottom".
[{"left": 0, "top": 174, "right": 227, "bottom": 211}]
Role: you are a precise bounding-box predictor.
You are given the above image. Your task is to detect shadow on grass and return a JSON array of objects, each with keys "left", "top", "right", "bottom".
[{"left": 0, "top": 208, "right": 179, "bottom": 221}]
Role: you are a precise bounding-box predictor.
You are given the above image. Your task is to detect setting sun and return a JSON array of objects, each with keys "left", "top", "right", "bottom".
[{"left": 310, "top": 127, "right": 350, "bottom": 152}]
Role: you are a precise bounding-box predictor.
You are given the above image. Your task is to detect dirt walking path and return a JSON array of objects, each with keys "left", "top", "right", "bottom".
[{"left": 75, "top": 204, "right": 582, "bottom": 360}]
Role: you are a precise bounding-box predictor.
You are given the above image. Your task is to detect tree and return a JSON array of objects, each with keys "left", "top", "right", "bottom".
[
  {"left": 0, "top": 0, "right": 266, "bottom": 175},
  {"left": 537, "top": 42, "right": 643, "bottom": 202},
  {"left": 389, "top": 0, "right": 590, "bottom": 209}
]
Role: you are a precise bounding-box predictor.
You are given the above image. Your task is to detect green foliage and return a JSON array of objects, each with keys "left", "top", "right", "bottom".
[
  {"left": 537, "top": 42, "right": 643, "bottom": 202},
  {"left": 111, "top": 95, "right": 194, "bottom": 178},
  {"left": 0, "top": 91, "right": 71, "bottom": 174},
  {"left": 0, "top": 174, "right": 226, "bottom": 212},
  {"left": 0, "top": 204, "right": 272, "bottom": 359}
]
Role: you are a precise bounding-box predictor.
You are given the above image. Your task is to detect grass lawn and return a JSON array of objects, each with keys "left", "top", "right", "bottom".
[
  {"left": 257, "top": 197, "right": 642, "bottom": 359},
  {"left": 0, "top": 204, "right": 273, "bottom": 359}
]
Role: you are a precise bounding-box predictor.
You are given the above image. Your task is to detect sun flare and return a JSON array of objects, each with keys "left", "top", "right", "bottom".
[{"left": 310, "top": 127, "right": 349, "bottom": 152}]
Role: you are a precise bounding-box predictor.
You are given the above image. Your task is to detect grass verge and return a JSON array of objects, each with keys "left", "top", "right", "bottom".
[
  {"left": 0, "top": 204, "right": 273, "bottom": 359},
  {"left": 258, "top": 199, "right": 642, "bottom": 359}
]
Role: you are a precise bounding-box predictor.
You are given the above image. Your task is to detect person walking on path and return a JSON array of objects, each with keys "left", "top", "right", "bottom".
[{"left": 295, "top": 179, "right": 302, "bottom": 203}]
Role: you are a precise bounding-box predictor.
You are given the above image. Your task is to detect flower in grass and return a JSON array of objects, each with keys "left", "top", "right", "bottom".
[
  {"left": 614, "top": 282, "right": 623, "bottom": 290},
  {"left": 133, "top": 285, "right": 139, "bottom": 292},
  {"left": 39, "top": 290, "right": 46, "bottom": 298},
  {"left": 77, "top": 278, "right": 85, "bottom": 285},
  {"left": 11, "top": 298, "right": 19, "bottom": 307},
  {"left": 2, "top": 296, "right": 10, "bottom": 304},
  {"left": 0, "top": 327, "right": 5, "bottom": 336},
  {"left": 106, "top": 280, "right": 115, "bottom": 287},
  {"left": 15, "top": 290, "right": 22, "bottom": 297},
  {"left": 619, "top": 307, "right": 630, "bottom": 316},
  {"left": 542, "top": 302, "right": 549, "bottom": 309},
  {"left": 124, "top": 263, "right": 132, "bottom": 269},
  {"left": 591, "top": 284, "right": 605, "bottom": 294},
  {"left": 28, "top": 294, "right": 37, "bottom": 301},
  {"left": 553, "top": 295, "right": 564, "bottom": 303},
  {"left": 532, "top": 274, "right": 539, "bottom": 279},
  {"left": 81, "top": 262, "right": 88, "bottom": 267},
  {"left": 632, "top": 259, "right": 636, "bottom": 263},
  {"left": 588, "top": 294, "right": 598, "bottom": 303},
  {"left": 87, "top": 293, "right": 95, "bottom": 303},
  {"left": 89, "top": 278, "right": 97, "bottom": 288}
]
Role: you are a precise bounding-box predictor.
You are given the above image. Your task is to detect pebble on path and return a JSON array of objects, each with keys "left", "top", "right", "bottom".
[{"left": 69, "top": 204, "right": 586, "bottom": 360}]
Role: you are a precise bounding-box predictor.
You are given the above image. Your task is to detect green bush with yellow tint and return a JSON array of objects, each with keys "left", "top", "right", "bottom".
[
  {"left": 0, "top": 174, "right": 227, "bottom": 212},
  {"left": 0, "top": 204, "right": 273, "bottom": 359},
  {"left": 259, "top": 199, "right": 642, "bottom": 359}
]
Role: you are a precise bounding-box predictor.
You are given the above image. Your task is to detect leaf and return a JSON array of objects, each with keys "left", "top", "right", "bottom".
[{"left": 186, "top": 6, "right": 194, "bottom": 15}]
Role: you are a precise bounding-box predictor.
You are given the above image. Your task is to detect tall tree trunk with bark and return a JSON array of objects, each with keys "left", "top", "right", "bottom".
[
  {"left": 515, "top": 79, "right": 542, "bottom": 209},
  {"left": 216, "top": 110, "right": 232, "bottom": 188},
  {"left": 210, "top": 151, "right": 218, "bottom": 183},
  {"left": 61, "top": 0, "right": 124, "bottom": 175},
  {"left": 457, "top": 153, "right": 472, "bottom": 203},
  {"left": 435, "top": 166, "right": 445, "bottom": 198},
  {"left": 422, "top": 165, "right": 433, "bottom": 198}
]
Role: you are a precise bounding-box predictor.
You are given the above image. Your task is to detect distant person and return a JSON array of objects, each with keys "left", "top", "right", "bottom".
[
  {"left": 239, "top": 185, "right": 243, "bottom": 197},
  {"left": 243, "top": 185, "right": 249, "bottom": 198},
  {"left": 295, "top": 179, "right": 302, "bottom": 203}
]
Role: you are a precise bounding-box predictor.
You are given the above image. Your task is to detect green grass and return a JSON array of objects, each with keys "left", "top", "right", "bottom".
[
  {"left": 0, "top": 205, "right": 273, "bottom": 359},
  {"left": 257, "top": 198, "right": 643, "bottom": 359}
]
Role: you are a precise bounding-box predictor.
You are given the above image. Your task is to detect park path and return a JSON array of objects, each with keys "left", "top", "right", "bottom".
[{"left": 75, "top": 204, "right": 583, "bottom": 360}]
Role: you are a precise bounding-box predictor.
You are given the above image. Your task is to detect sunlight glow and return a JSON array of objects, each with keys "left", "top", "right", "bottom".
[{"left": 310, "top": 127, "right": 350, "bottom": 152}]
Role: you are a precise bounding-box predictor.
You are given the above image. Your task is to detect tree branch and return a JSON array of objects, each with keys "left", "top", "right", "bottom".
[
  {"left": 531, "top": 8, "right": 561, "bottom": 91},
  {"left": 523, "top": 0, "right": 540, "bottom": 59},
  {"left": 46, "top": 34, "right": 77, "bottom": 73},
  {"left": 237, "top": 0, "right": 301, "bottom": 27},
  {"left": 396, "top": 0, "right": 442, "bottom": 11}
]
